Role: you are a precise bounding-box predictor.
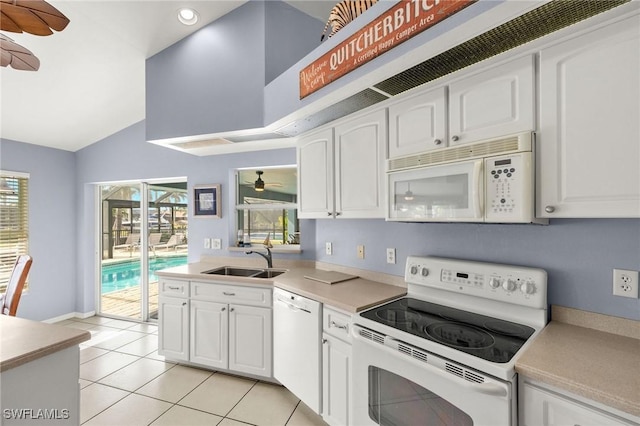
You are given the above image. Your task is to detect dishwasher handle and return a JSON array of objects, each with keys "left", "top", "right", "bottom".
[{"left": 275, "top": 296, "right": 311, "bottom": 314}]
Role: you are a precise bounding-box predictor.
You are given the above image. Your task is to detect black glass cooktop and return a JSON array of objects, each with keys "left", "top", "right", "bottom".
[{"left": 360, "top": 297, "right": 535, "bottom": 363}]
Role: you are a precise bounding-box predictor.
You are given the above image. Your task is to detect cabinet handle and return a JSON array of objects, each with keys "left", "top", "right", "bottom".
[
  {"left": 182, "top": 302, "right": 187, "bottom": 306},
  {"left": 451, "top": 135, "right": 459, "bottom": 142},
  {"left": 223, "top": 292, "right": 236, "bottom": 296},
  {"left": 335, "top": 212, "right": 342, "bottom": 216},
  {"left": 168, "top": 286, "right": 180, "bottom": 290},
  {"left": 322, "top": 339, "right": 328, "bottom": 344},
  {"left": 327, "top": 212, "right": 333, "bottom": 216},
  {"left": 545, "top": 206, "right": 556, "bottom": 213},
  {"left": 434, "top": 139, "right": 442, "bottom": 145},
  {"left": 230, "top": 308, "right": 235, "bottom": 312},
  {"left": 330, "top": 321, "right": 348, "bottom": 331},
  {"left": 221, "top": 307, "right": 226, "bottom": 311}
]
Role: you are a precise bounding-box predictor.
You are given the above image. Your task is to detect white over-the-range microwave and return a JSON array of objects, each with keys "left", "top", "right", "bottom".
[{"left": 387, "top": 132, "right": 547, "bottom": 224}]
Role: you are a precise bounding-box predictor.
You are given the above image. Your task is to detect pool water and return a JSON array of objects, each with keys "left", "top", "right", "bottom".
[{"left": 102, "top": 256, "right": 187, "bottom": 294}]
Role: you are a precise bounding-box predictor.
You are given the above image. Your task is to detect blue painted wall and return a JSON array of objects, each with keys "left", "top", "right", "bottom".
[
  {"left": 146, "top": 0, "right": 323, "bottom": 141},
  {"left": 264, "top": 1, "right": 324, "bottom": 85},
  {"left": 0, "top": 139, "right": 77, "bottom": 320}
]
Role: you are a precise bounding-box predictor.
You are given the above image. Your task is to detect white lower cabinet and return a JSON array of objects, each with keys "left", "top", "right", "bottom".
[
  {"left": 190, "top": 300, "right": 227, "bottom": 368},
  {"left": 229, "top": 304, "right": 272, "bottom": 377},
  {"left": 520, "top": 380, "right": 639, "bottom": 426},
  {"left": 322, "top": 306, "right": 353, "bottom": 426},
  {"left": 158, "top": 295, "right": 189, "bottom": 361},
  {"left": 158, "top": 278, "right": 273, "bottom": 379}
]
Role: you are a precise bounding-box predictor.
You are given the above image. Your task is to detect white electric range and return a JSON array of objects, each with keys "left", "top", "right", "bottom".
[{"left": 352, "top": 256, "right": 547, "bottom": 425}]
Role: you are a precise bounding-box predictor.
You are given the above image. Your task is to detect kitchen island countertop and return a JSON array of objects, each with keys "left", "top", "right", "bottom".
[{"left": 0, "top": 315, "right": 91, "bottom": 372}]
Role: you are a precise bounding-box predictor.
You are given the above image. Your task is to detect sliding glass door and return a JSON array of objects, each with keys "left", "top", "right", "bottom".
[{"left": 99, "top": 180, "right": 188, "bottom": 321}]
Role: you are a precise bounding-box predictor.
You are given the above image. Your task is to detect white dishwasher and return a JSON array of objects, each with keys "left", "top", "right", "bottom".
[{"left": 273, "top": 287, "right": 322, "bottom": 414}]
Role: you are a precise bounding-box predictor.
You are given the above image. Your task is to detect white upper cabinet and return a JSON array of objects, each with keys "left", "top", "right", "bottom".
[
  {"left": 334, "top": 109, "right": 387, "bottom": 219},
  {"left": 537, "top": 15, "right": 640, "bottom": 218},
  {"left": 387, "top": 56, "right": 534, "bottom": 159},
  {"left": 388, "top": 87, "right": 447, "bottom": 158},
  {"left": 298, "top": 109, "right": 387, "bottom": 219},
  {"left": 298, "top": 128, "right": 334, "bottom": 218},
  {"left": 449, "top": 55, "right": 535, "bottom": 146}
]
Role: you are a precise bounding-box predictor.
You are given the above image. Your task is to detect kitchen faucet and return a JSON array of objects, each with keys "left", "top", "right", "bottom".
[
  {"left": 245, "top": 233, "right": 273, "bottom": 268},
  {"left": 246, "top": 247, "right": 273, "bottom": 268}
]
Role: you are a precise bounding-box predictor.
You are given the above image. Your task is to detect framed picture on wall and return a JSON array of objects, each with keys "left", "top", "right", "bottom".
[{"left": 194, "top": 184, "right": 221, "bottom": 218}]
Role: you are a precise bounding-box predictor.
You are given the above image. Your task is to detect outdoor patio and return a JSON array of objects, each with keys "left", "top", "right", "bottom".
[{"left": 101, "top": 280, "right": 159, "bottom": 319}]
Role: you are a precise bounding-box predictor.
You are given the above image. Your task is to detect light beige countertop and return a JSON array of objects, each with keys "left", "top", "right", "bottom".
[
  {"left": 157, "top": 257, "right": 407, "bottom": 313},
  {"left": 0, "top": 315, "right": 91, "bottom": 372},
  {"left": 515, "top": 305, "right": 640, "bottom": 417}
]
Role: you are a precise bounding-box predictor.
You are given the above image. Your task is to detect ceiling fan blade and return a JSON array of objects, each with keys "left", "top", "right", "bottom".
[
  {"left": 0, "top": 34, "right": 39, "bottom": 70},
  {"left": 0, "top": 0, "right": 70, "bottom": 35}
]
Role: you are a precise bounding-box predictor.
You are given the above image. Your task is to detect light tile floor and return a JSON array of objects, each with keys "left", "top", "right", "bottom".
[{"left": 57, "top": 317, "right": 327, "bottom": 426}]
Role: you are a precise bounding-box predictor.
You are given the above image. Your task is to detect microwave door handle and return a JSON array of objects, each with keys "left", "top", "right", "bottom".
[{"left": 473, "top": 160, "right": 483, "bottom": 218}]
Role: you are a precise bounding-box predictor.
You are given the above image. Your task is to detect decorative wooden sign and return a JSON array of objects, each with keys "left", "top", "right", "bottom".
[{"left": 300, "top": 0, "right": 476, "bottom": 99}]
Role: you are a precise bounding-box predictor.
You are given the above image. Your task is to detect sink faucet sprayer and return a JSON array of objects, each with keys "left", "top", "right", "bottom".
[{"left": 245, "top": 233, "right": 273, "bottom": 268}]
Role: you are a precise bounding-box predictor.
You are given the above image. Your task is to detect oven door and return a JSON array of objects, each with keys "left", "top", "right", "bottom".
[
  {"left": 387, "top": 159, "right": 483, "bottom": 222},
  {"left": 352, "top": 326, "right": 515, "bottom": 426}
]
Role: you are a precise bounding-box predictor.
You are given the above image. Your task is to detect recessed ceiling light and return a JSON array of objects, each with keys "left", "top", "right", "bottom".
[{"left": 178, "top": 8, "right": 199, "bottom": 26}]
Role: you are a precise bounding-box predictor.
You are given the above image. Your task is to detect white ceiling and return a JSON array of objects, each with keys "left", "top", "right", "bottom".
[{"left": 0, "top": 0, "right": 331, "bottom": 152}]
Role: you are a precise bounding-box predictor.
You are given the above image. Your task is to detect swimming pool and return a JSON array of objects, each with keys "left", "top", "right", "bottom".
[{"left": 101, "top": 256, "right": 187, "bottom": 294}]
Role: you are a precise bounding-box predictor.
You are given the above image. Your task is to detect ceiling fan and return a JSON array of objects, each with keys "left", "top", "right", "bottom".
[
  {"left": 0, "top": 0, "right": 70, "bottom": 71},
  {"left": 245, "top": 171, "right": 283, "bottom": 192}
]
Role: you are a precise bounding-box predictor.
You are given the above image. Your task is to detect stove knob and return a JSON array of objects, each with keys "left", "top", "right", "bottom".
[
  {"left": 520, "top": 281, "right": 537, "bottom": 295},
  {"left": 410, "top": 265, "right": 418, "bottom": 275},
  {"left": 421, "top": 268, "right": 429, "bottom": 277},
  {"left": 489, "top": 277, "right": 502, "bottom": 289},
  {"left": 502, "top": 279, "right": 517, "bottom": 292}
]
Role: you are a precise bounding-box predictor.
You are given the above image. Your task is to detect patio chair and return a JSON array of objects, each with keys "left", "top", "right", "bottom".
[
  {"left": 113, "top": 233, "right": 139, "bottom": 251},
  {"left": 153, "top": 234, "right": 179, "bottom": 251},
  {"left": 0, "top": 255, "right": 33, "bottom": 316},
  {"left": 148, "top": 233, "right": 163, "bottom": 255}
]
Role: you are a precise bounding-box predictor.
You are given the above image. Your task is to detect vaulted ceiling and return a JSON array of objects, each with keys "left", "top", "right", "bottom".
[{"left": 0, "top": 1, "right": 330, "bottom": 152}]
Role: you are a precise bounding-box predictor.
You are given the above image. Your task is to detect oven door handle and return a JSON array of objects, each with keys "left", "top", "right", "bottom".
[{"left": 360, "top": 333, "right": 509, "bottom": 398}]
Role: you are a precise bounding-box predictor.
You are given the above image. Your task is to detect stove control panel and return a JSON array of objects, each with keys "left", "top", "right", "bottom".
[{"left": 405, "top": 256, "right": 547, "bottom": 309}]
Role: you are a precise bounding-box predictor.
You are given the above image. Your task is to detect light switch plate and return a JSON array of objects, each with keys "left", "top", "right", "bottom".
[
  {"left": 203, "top": 238, "right": 211, "bottom": 249},
  {"left": 211, "top": 238, "right": 222, "bottom": 250}
]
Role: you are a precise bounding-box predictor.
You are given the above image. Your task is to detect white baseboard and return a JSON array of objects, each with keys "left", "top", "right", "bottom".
[{"left": 43, "top": 311, "right": 96, "bottom": 323}]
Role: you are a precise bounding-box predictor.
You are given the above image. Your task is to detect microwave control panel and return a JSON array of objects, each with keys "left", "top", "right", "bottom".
[{"left": 485, "top": 152, "right": 534, "bottom": 222}]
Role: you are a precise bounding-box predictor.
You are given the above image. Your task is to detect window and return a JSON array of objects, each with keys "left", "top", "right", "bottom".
[
  {"left": 235, "top": 167, "right": 299, "bottom": 247},
  {"left": 0, "top": 171, "right": 29, "bottom": 291}
]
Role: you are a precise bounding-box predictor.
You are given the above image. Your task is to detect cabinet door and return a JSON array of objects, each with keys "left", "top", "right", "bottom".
[
  {"left": 521, "top": 382, "right": 634, "bottom": 426},
  {"left": 388, "top": 86, "right": 447, "bottom": 158},
  {"left": 229, "top": 305, "right": 272, "bottom": 378},
  {"left": 538, "top": 16, "right": 640, "bottom": 217},
  {"left": 449, "top": 55, "right": 534, "bottom": 145},
  {"left": 322, "top": 333, "right": 352, "bottom": 426},
  {"left": 190, "top": 300, "right": 228, "bottom": 369},
  {"left": 297, "top": 128, "right": 334, "bottom": 218},
  {"left": 158, "top": 296, "right": 189, "bottom": 361},
  {"left": 334, "top": 109, "right": 387, "bottom": 218}
]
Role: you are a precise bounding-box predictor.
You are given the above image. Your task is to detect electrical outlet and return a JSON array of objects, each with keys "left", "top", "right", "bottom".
[
  {"left": 325, "top": 242, "right": 332, "bottom": 255},
  {"left": 613, "top": 269, "right": 639, "bottom": 298},
  {"left": 357, "top": 245, "right": 365, "bottom": 259},
  {"left": 211, "top": 238, "right": 222, "bottom": 250},
  {"left": 386, "top": 248, "right": 396, "bottom": 264},
  {"left": 203, "top": 238, "right": 211, "bottom": 249}
]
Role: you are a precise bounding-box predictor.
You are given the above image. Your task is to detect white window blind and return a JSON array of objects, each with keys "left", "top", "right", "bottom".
[{"left": 0, "top": 172, "right": 29, "bottom": 291}]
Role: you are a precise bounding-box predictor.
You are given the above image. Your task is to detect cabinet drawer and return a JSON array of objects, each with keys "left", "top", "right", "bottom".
[
  {"left": 323, "top": 306, "right": 352, "bottom": 343},
  {"left": 160, "top": 279, "right": 189, "bottom": 297},
  {"left": 191, "top": 282, "right": 272, "bottom": 307}
]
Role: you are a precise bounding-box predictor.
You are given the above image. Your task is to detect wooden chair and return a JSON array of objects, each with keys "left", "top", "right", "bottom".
[{"left": 0, "top": 255, "right": 33, "bottom": 316}]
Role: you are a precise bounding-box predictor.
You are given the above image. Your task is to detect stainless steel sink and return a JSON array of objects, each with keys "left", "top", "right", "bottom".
[
  {"left": 203, "top": 266, "right": 287, "bottom": 279},
  {"left": 252, "top": 269, "right": 286, "bottom": 279},
  {"left": 203, "top": 266, "right": 264, "bottom": 277}
]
